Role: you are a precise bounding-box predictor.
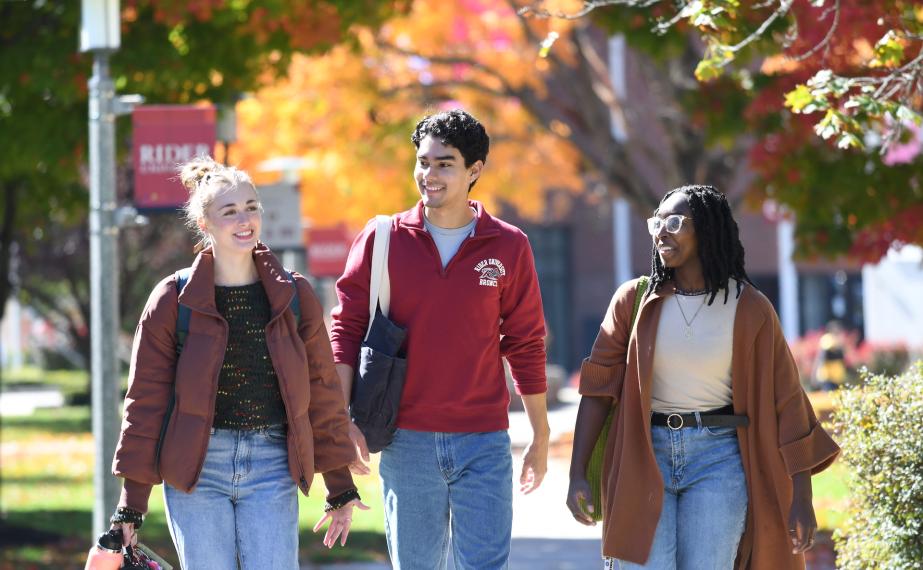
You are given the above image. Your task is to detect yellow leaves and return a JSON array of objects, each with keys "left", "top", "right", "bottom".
[
  {"left": 539, "top": 31, "right": 559, "bottom": 58},
  {"left": 784, "top": 84, "right": 814, "bottom": 113},
  {"left": 230, "top": 0, "right": 584, "bottom": 230},
  {"left": 868, "top": 30, "right": 905, "bottom": 68},
  {"left": 694, "top": 44, "right": 733, "bottom": 81}
]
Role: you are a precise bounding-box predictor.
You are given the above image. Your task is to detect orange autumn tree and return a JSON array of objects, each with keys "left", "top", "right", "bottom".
[{"left": 233, "top": 2, "right": 584, "bottom": 231}]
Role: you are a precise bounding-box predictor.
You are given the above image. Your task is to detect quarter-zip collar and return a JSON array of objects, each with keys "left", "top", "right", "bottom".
[
  {"left": 399, "top": 199, "right": 501, "bottom": 238},
  {"left": 177, "top": 242, "right": 296, "bottom": 320}
]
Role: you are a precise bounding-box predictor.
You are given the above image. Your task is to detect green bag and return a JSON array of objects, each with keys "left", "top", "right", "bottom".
[{"left": 584, "top": 276, "right": 648, "bottom": 522}]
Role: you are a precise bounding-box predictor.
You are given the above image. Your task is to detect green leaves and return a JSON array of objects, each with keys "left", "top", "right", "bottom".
[{"left": 832, "top": 363, "right": 923, "bottom": 568}]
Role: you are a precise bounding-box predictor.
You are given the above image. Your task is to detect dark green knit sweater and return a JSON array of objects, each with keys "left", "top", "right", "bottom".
[{"left": 212, "top": 283, "right": 286, "bottom": 430}]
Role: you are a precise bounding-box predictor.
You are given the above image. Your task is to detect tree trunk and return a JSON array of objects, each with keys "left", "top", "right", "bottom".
[{"left": 0, "top": 181, "right": 18, "bottom": 323}]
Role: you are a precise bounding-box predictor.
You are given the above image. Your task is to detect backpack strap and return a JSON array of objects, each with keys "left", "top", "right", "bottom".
[
  {"left": 630, "top": 276, "right": 649, "bottom": 328},
  {"left": 285, "top": 270, "right": 301, "bottom": 324},
  {"left": 174, "top": 267, "right": 300, "bottom": 356},
  {"left": 174, "top": 268, "right": 193, "bottom": 356}
]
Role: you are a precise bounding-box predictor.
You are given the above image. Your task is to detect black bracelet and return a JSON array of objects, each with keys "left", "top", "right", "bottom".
[
  {"left": 324, "top": 489, "right": 361, "bottom": 512},
  {"left": 110, "top": 506, "right": 144, "bottom": 529}
]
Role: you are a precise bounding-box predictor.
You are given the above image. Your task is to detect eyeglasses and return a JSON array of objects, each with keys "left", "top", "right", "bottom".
[{"left": 647, "top": 214, "right": 690, "bottom": 236}]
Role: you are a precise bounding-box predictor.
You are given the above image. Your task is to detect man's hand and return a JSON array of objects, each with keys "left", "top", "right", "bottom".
[
  {"left": 519, "top": 392, "right": 549, "bottom": 494},
  {"left": 519, "top": 435, "right": 548, "bottom": 494},
  {"left": 334, "top": 363, "right": 370, "bottom": 476},
  {"left": 347, "top": 421, "right": 371, "bottom": 475}
]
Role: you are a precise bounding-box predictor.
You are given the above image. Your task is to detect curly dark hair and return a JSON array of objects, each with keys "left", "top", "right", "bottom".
[
  {"left": 649, "top": 185, "right": 755, "bottom": 305},
  {"left": 411, "top": 109, "right": 490, "bottom": 191}
]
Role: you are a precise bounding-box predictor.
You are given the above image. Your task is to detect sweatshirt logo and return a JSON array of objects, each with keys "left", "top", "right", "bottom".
[{"left": 474, "top": 258, "right": 506, "bottom": 287}]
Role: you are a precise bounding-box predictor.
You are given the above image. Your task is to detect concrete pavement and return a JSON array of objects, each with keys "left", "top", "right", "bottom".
[
  {"left": 304, "top": 389, "right": 603, "bottom": 569},
  {"left": 303, "top": 388, "right": 836, "bottom": 569}
]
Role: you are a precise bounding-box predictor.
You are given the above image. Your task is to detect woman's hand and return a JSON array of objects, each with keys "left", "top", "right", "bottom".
[
  {"left": 788, "top": 471, "right": 817, "bottom": 554},
  {"left": 565, "top": 476, "right": 597, "bottom": 526},
  {"left": 111, "top": 522, "right": 138, "bottom": 547},
  {"left": 313, "top": 498, "right": 370, "bottom": 548}
]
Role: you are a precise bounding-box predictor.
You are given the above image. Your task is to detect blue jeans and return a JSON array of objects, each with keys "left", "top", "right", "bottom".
[
  {"left": 163, "top": 425, "right": 298, "bottom": 570},
  {"left": 611, "top": 425, "right": 748, "bottom": 570},
  {"left": 380, "top": 428, "right": 513, "bottom": 570}
]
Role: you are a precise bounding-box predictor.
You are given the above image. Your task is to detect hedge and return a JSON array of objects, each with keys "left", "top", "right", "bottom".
[{"left": 831, "top": 361, "right": 923, "bottom": 569}]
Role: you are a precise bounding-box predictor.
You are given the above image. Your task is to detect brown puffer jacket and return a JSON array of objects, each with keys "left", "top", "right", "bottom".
[{"left": 112, "top": 244, "right": 356, "bottom": 513}]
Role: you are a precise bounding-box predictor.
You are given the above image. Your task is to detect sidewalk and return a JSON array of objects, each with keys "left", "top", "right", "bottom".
[
  {"left": 304, "top": 389, "right": 836, "bottom": 569},
  {"left": 304, "top": 389, "right": 602, "bottom": 569}
]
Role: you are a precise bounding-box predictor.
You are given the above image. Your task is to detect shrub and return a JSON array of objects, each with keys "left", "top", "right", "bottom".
[
  {"left": 850, "top": 341, "right": 911, "bottom": 377},
  {"left": 831, "top": 362, "right": 923, "bottom": 569}
]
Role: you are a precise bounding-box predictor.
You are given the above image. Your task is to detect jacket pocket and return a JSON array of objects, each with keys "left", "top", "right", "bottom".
[{"left": 159, "top": 409, "right": 209, "bottom": 491}]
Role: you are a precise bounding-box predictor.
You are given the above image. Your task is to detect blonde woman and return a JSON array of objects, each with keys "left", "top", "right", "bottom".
[{"left": 110, "top": 156, "right": 366, "bottom": 569}]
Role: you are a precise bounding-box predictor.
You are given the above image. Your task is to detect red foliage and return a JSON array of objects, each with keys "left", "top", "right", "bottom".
[{"left": 847, "top": 203, "right": 923, "bottom": 261}]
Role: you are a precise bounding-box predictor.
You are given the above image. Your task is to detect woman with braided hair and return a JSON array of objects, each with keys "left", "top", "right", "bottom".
[{"left": 566, "top": 185, "right": 839, "bottom": 569}]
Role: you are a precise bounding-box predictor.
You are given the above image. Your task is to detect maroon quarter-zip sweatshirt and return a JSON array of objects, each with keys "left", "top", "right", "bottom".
[{"left": 330, "top": 200, "right": 547, "bottom": 432}]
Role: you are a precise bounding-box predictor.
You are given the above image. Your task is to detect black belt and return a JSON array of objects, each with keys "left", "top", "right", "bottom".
[{"left": 651, "top": 405, "right": 749, "bottom": 430}]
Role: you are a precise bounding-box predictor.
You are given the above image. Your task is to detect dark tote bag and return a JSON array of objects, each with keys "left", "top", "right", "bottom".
[
  {"left": 350, "top": 215, "right": 407, "bottom": 453},
  {"left": 351, "top": 306, "right": 407, "bottom": 452}
]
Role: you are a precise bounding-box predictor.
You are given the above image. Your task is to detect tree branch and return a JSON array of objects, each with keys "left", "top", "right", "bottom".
[
  {"left": 518, "top": 0, "right": 661, "bottom": 20},
  {"left": 375, "top": 39, "right": 509, "bottom": 85},
  {"left": 378, "top": 79, "right": 510, "bottom": 99},
  {"left": 788, "top": 0, "right": 840, "bottom": 62},
  {"left": 505, "top": 0, "right": 569, "bottom": 70}
]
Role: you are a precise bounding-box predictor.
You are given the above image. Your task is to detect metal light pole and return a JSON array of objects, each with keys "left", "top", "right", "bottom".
[
  {"left": 82, "top": 0, "right": 143, "bottom": 537},
  {"left": 87, "top": 47, "right": 122, "bottom": 539}
]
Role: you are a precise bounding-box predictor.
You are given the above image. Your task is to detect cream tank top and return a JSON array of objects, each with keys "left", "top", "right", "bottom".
[{"left": 650, "top": 280, "right": 742, "bottom": 414}]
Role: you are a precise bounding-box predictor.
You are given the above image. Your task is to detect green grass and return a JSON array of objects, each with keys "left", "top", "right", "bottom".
[
  {"left": 813, "top": 461, "right": 849, "bottom": 531},
  {"left": 0, "top": 404, "right": 387, "bottom": 569},
  {"left": 1, "top": 406, "right": 91, "bottom": 440},
  {"left": 2, "top": 367, "right": 91, "bottom": 403}
]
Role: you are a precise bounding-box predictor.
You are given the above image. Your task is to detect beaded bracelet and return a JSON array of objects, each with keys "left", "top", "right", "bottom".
[
  {"left": 110, "top": 506, "right": 144, "bottom": 529},
  {"left": 323, "top": 489, "right": 361, "bottom": 512}
]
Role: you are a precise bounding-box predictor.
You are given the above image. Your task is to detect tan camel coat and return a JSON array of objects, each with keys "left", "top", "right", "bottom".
[{"left": 580, "top": 278, "right": 840, "bottom": 568}]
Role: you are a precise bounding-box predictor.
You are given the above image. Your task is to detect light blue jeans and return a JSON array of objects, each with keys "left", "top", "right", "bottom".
[
  {"left": 611, "top": 424, "right": 748, "bottom": 570},
  {"left": 163, "top": 425, "right": 298, "bottom": 570},
  {"left": 380, "top": 428, "right": 514, "bottom": 570}
]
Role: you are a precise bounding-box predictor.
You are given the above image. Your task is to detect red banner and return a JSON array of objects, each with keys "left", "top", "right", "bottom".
[
  {"left": 133, "top": 106, "right": 216, "bottom": 209},
  {"left": 306, "top": 225, "right": 354, "bottom": 278}
]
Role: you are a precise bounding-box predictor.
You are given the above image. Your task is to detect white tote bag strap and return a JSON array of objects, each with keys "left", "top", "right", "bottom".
[{"left": 365, "top": 215, "right": 392, "bottom": 341}]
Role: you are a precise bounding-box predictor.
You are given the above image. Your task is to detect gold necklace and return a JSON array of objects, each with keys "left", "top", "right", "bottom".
[{"left": 674, "top": 294, "right": 706, "bottom": 339}]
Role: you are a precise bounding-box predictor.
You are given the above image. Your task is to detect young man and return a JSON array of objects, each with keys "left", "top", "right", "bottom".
[{"left": 330, "top": 109, "right": 549, "bottom": 569}]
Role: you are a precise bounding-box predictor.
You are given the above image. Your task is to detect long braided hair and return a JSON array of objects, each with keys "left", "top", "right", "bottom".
[{"left": 648, "top": 185, "right": 754, "bottom": 305}]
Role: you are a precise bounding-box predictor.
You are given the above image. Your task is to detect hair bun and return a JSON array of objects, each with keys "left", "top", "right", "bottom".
[{"left": 179, "top": 156, "right": 220, "bottom": 192}]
